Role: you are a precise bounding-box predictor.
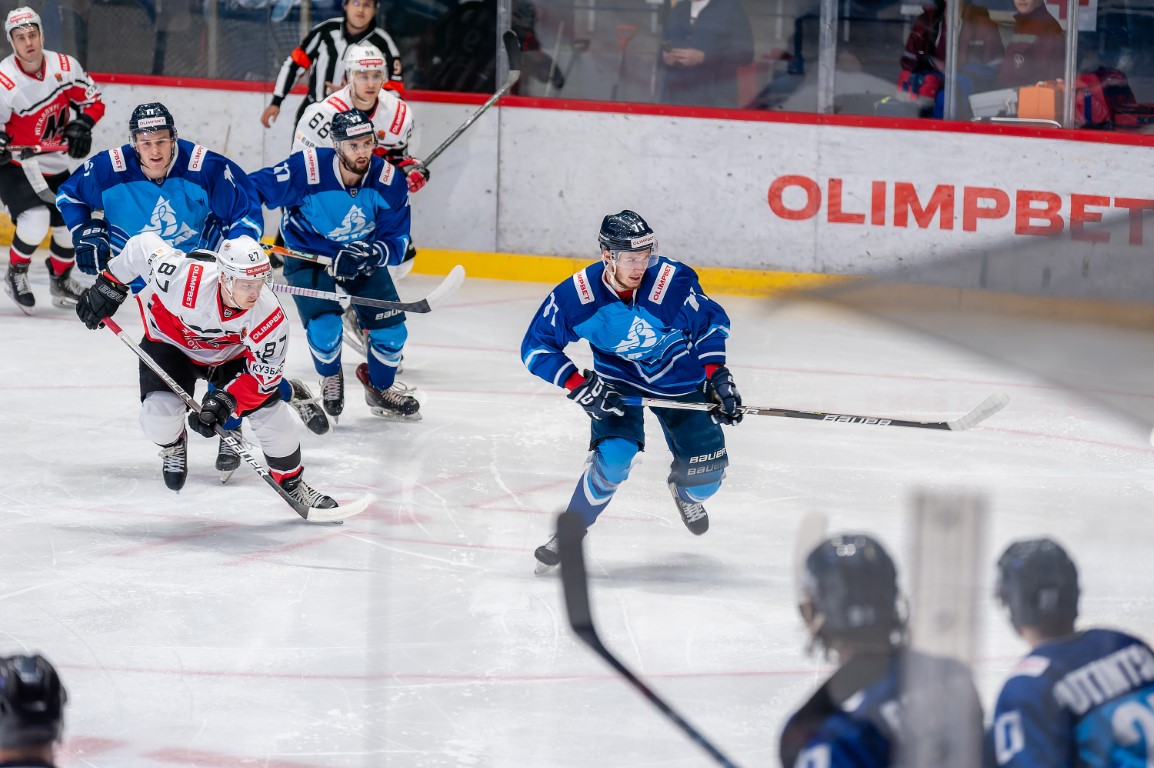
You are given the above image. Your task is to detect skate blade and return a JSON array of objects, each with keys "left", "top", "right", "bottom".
[
  {"left": 219, "top": 469, "right": 236, "bottom": 485},
  {"left": 534, "top": 560, "right": 559, "bottom": 576},
  {"left": 51, "top": 296, "right": 79, "bottom": 309},
  {"left": 306, "top": 494, "right": 372, "bottom": 523},
  {"left": 5, "top": 290, "right": 34, "bottom": 315},
  {"left": 368, "top": 406, "right": 422, "bottom": 422}
]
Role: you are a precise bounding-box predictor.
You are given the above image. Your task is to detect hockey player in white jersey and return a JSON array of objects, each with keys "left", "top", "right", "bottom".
[
  {"left": 0, "top": 7, "right": 103, "bottom": 314},
  {"left": 73, "top": 233, "right": 339, "bottom": 509}
]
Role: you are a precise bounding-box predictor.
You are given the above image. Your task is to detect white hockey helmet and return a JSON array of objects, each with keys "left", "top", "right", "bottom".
[
  {"left": 375, "top": 90, "right": 414, "bottom": 149},
  {"left": 218, "top": 236, "right": 272, "bottom": 283},
  {"left": 5, "top": 7, "right": 40, "bottom": 38},
  {"left": 343, "top": 42, "right": 386, "bottom": 75}
]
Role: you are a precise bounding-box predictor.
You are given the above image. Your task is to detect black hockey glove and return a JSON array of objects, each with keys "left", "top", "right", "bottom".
[
  {"left": 705, "top": 365, "right": 743, "bottom": 425},
  {"left": 62, "top": 116, "right": 94, "bottom": 159},
  {"left": 74, "top": 219, "right": 111, "bottom": 275},
  {"left": 0, "top": 130, "right": 10, "bottom": 165},
  {"left": 331, "top": 240, "right": 387, "bottom": 281},
  {"left": 567, "top": 370, "right": 625, "bottom": 420},
  {"left": 75, "top": 272, "right": 128, "bottom": 330},
  {"left": 188, "top": 389, "right": 237, "bottom": 439},
  {"left": 396, "top": 157, "right": 429, "bottom": 192}
]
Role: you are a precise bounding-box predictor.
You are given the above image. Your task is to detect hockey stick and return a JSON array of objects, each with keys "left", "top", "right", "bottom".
[
  {"left": 556, "top": 510, "right": 741, "bottom": 767},
  {"left": 421, "top": 30, "right": 522, "bottom": 167},
  {"left": 263, "top": 242, "right": 334, "bottom": 267},
  {"left": 268, "top": 264, "right": 465, "bottom": 313},
  {"left": 618, "top": 392, "right": 1009, "bottom": 432},
  {"left": 101, "top": 317, "right": 370, "bottom": 524},
  {"left": 12, "top": 145, "right": 66, "bottom": 205}
]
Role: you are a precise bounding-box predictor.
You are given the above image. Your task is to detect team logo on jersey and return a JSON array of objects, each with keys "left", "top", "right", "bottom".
[
  {"left": 326, "top": 206, "right": 372, "bottom": 241},
  {"left": 613, "top": 316, "right": 658, "bottom": 357},
  {"left": 141, "top": 196, "right": 198, "bottom": 246}
]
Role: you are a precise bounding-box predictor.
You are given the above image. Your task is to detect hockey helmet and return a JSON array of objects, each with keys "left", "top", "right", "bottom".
[
  {"left": 129, "top": 102, "right": 178, "bottom": 141},
  {"left": 598, "top": 210, "right": 658, "bottom": 268},
  {"left": 343, "top": 41, "right": 386, "bottom": 75},
  {"left": 5, "top": 7, "right": 40, "bottom": 38},
  {"left": 331, "top": 108, "right": 375, "bottom": 144},
  {"left": 0, "top": 654, "right": 67, "bottom": 749},
  {"left": 995, "top": 538, "right": 1079, "bottom": 634},
  {"left": 217, "top": 236, "right": 272, "bottom": 283},
  {"left": 800, "top": 533, "right": 904, "bottom": 652}
]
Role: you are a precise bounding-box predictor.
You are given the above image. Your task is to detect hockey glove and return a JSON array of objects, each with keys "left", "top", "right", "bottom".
[
  {"left": 331, "top": 241, "right": 387, "bottom": 281},
  {"left": 396, "top": 157, "right": 430, "bottom": 193},
  {"left": 705, "top": 365, "right": 743, "bottom": 425},
  {"left": 188, "top": 389, "right": 237, "bottom": 439},
  {"left": 567, "top": 370, "right": 625, "bottom": 420},
  {"left": 0, "top": 130, "right": 10, "bottom": 165},
  {"left": 62, "top": 116, "right": 94, "bottom": 159},
  {"left": 74, "top": 219, "right": 111, "bottom": 275},
  {"left": 75, "top": 272, "right": 128, "bottom": 330}
]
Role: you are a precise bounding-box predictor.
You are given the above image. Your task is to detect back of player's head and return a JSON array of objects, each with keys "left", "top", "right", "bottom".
[
  {"left": 4, "top": 7, "right": 40, "bottom": 39},
  {"left": 331, "top": 109, "right": 374, "bottom": 145},
  {"left": 995, "top": 537, "right": 1079, "bottom": 636},
  {"left": 217, "top": 236, "right": 271, "bottom": 283},
  {"left": 129, "top": 102, "right": 178, "bottom": 142},
  {"left": 343, "top": 42, "right": 385, "bottom": 75},
  {"left": 800, "top": 533, "right": 904, "bottom": 653},
  {"left": 598, "top": 210, "right": 656, "bottom": 253},
  {"left": 0, "top": 654, "right": 67, "bottom": 749}
]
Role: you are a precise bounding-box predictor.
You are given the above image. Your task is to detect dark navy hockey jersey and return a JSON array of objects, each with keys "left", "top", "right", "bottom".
[
  {"left": 987, "top": 628, "right": 1154, "bottom": 768},
  {"left": 520, "top": 257, "right": 730, "bottom": 396}
]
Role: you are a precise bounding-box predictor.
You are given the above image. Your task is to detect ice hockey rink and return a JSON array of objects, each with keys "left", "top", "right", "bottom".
[{"left": 3, "top": 266, "right": 1154, "bottom": 767}]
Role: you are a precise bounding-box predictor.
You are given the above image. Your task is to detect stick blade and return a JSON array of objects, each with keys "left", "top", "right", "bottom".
[
  {"left": 305, "top": 494, "right": 372, "bottom": 523},
  {"left": 502, "top": 29, "right": 522, "bottom": 79},
  {"left": 947, "top": 392, "right": 1010, "bottom": 431},
  {"left": 426, "top": 264, "right": 466, "bottom": 309},
  {"left": 557, "top": 510, "right": 593, "bottom": 632}
]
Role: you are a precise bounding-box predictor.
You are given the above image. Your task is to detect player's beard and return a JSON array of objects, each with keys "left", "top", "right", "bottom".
[{"left": 339, "top": 152, "right": 370, "bottom": 178}]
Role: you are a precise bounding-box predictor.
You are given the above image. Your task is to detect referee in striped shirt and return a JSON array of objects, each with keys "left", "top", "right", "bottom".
[{"left": 260, "top": 0, "right": 404, "bottom": 131}]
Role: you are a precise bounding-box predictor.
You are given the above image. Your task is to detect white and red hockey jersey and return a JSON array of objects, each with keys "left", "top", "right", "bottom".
[
  {"left": 0, "top": 49, "right": 104, "bottom": 175},
  {"left": 108, "top": 233, "right": 288, "bottom": 414},
  {"left": 291, "top": 84, "right": 413, "bottom": 155}
]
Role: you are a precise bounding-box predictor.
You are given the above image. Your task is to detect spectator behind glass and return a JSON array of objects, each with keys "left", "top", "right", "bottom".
[
  {"left": 996, "top": 0, "right": 1064, "bottom": 87},
  {"left": 659, "top": 0, "right": 754, "bottom": 108},
  {"left": 898, "top": 0, "right": 1004, "bottom": 115}
]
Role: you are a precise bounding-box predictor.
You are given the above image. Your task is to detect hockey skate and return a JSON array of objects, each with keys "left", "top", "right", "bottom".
[
  {"left": 4, "top": 261, "right": 34, "bottom": 314},
  {"left": 534, "top": 526, "right": 584, "bottom": 575},
  {"left": 668, "top": 481, "right": 709, "bottom": 535},
  {"left": 320, "top": 370, "right": 344, "bottom": 419},
  {"left": 341, "top": 305, "right": 368, "bottom": 357},
  {"left": 45, "top": 259, "right": 83, "bottom": 309},
  {"left": 355, "top": 363, "right": 420, "bottom": 421},
  {"left": 215, "top": 429, "right": 243, "bottom": 485},
  {"left": 287, "top": 379, "right": 330, "bottom": 435},
  {"left": 279, "top": 470, "right": 337, "bottom": 510},
  {"left": 159, "top": 433, "right": 188, "bottom": 492}
]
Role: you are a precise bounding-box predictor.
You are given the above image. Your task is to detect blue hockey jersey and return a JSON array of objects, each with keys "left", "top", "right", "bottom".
[
  {"left": 248, "top": 147, "right": 411, "bottom": 262},
  {"left": 520, "top": 258, "right": 730, "bottom": 396},
  {"left": 56, "top": 139, "right": 263, "bottom": 254},
  {"left": 780, "top": 650, "right": 983, "bottom": 768},
  {"left": 987, "top": 628, "right": 1154, "bottom": 768}
]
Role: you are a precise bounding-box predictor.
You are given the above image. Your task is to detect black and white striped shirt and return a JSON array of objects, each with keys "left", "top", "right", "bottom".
[{"left": 269, "top": 18, "right": 403, "bottom": 108}]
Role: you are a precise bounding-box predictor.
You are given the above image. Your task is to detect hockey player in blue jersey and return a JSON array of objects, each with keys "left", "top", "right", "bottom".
[
  {"left": 987, "top": 537, "right": 1154, "bottom": 768},
  {"left": 56, "top": 102, "right": 331, "bottom": 477},
  {"left": 779, "top": 533, "right": 983, "bottom": 768},
  {"left": 521, "top": 210, "right": 743, "bottom": 573},
  {"left": 249, "top": 108, "right": 419, "bottom": 421}
]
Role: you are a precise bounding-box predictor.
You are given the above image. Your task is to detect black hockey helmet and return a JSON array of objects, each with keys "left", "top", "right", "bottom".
[
  {"left": 331, "top": 108, "right": 375, "bottom": 144},
  {"left": 598, "top": 210, "right": 656, "bottom": 253},
  {"left": 0, "top": 654, "right": 67, "bottom": 749},
  {"left": 800, "top": 533, "right": 903, "bottom": 652},
  {"left": 995, "top": 537, "right": 1079, "bottom": 634},
  {"left": 129, "top": 102, "right": 177, "bottom": 141}
]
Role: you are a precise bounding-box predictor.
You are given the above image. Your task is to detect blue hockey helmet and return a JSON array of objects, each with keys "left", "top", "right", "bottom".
[
  {"left": 331, "top": 108, "right": 375, "bottom": 144},
  {"left": 800, "top": 533, "right": 904, "bottom": 652},
  {"left": 995, "top": 537, "right": 1079, "bottom": 635},
  {"left": 0, "top": 654, "right": 67, "bottom": 749},
  {"left": 129, "top": 102, "right": 177, "bottom": 141}
]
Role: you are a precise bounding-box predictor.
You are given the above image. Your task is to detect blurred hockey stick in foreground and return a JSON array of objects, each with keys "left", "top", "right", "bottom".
[
  {"left": 422, "top": 30, "right": 522, "bottom": 167},
  {"left": 620, "top": 392, "right": 1009, "bottom": 432},
  {"left": 557, "top": 510, "right": 741, "bottom": 767},
  {"left": 11, "top": 143, "right": 67, "bottom": 204},
  {"left": 101, "top": 317, "right": 370, "bottom": 523}
]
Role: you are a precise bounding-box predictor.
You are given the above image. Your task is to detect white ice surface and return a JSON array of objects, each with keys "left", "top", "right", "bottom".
[{"left": 2, "top": 266, "right": 1153, "bottom": 767}]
